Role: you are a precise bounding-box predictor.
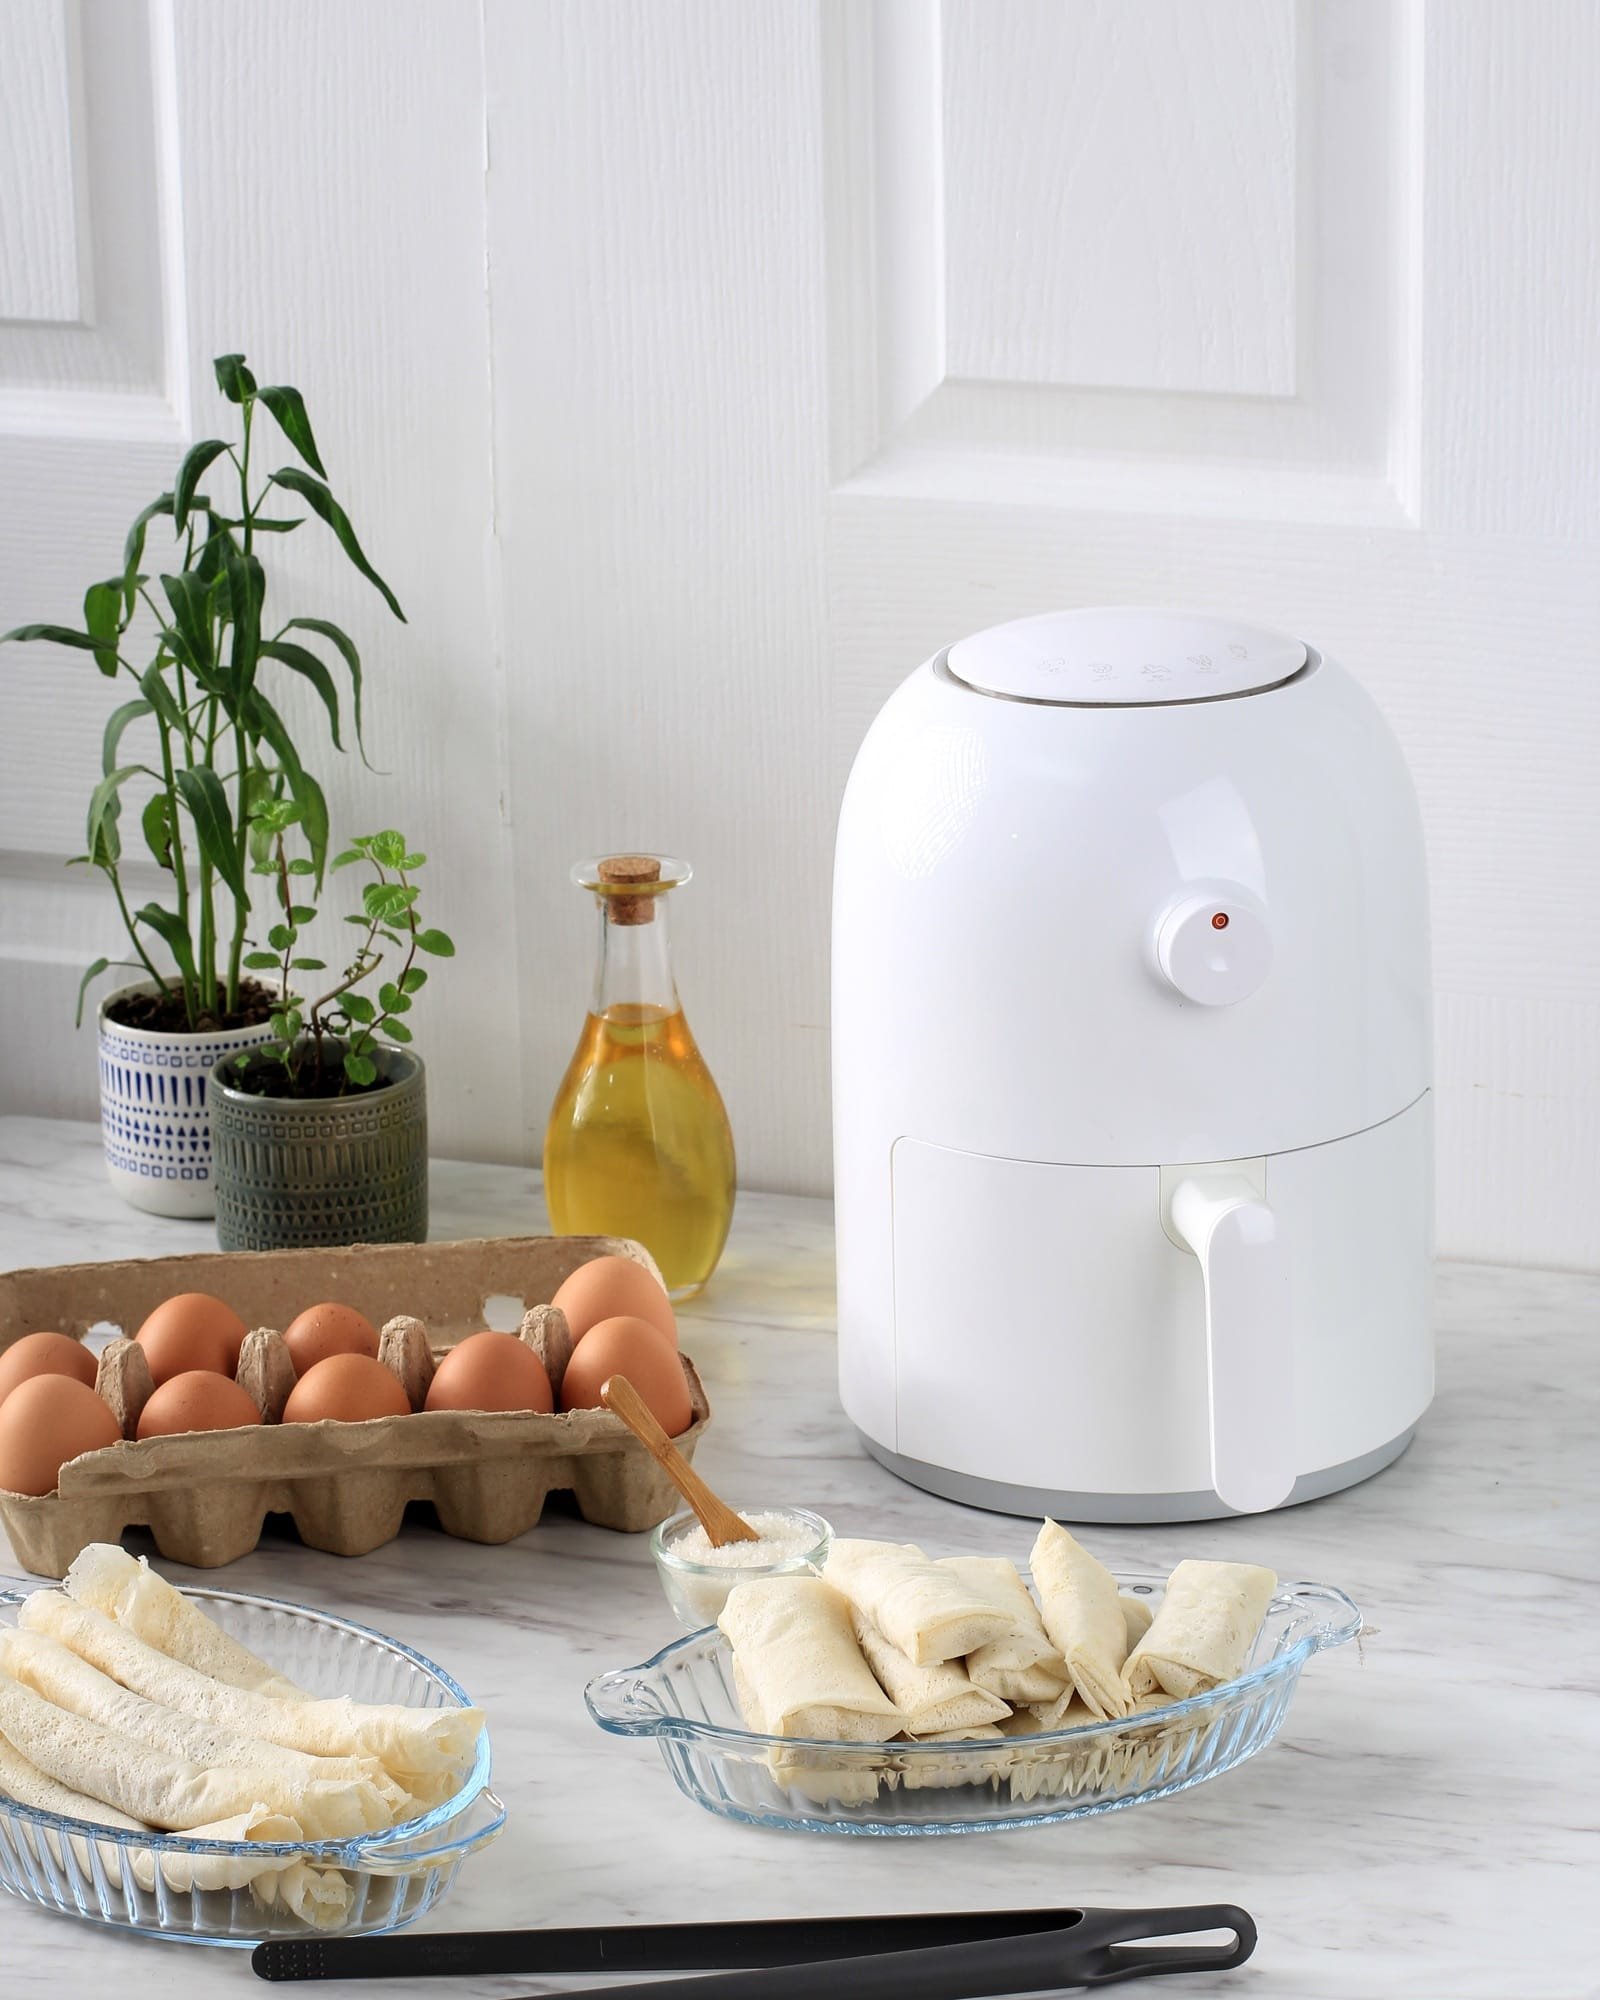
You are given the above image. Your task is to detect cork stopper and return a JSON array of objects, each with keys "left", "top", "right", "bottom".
[{"left": 598, "top": 854, "right": 662, "bottom": 925}]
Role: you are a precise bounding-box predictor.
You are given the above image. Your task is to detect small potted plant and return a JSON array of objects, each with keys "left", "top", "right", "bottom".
[
  {"left": 209, "top": 824, "right": 454, "bottom": 1250},
  {"left": 1, "top": 354, "right": 403, "bottom": 1216}
]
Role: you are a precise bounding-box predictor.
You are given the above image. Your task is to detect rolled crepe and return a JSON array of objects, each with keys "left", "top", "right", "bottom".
[
  {"left": 0, "top": 1666, "right": 316, "bottom": 1833},
  {"left": 1122, "top": 1559, "right": 1277, "bottom": 1701},
  {"left": 19, "top": 1593, "right": 480, "bottom": 1783},
  {"left": 64, "top": 1544, "right": 301, "bottom": 1698},
  {"left": 0, "top": 1728, "right": 334, "bottom": 1904},
  {"left": 1029, "top": 1520, "right": 1132, "bottom": 1719},
  {"left": 846, "top": 1607, "right": 1009, "bottom": 1736},
  {"left": 823, "top": 1541, "right": 1015, "bottom": 1666},
  {"left": 731, "top": 1656, "right": 886, "bottom": 1809},
  {"left": 0, "top": 1629, "right": 397, "bottom": 1837},
  {"left": 719, "top": 1577, "right": 901, "bottom": 1742},
  {"left": 939, "top": 1556, "right": 1070, "bottom": 1705}
]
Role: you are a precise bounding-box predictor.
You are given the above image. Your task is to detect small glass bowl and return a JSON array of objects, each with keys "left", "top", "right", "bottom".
[{"left": 650, "top": 1506, "right": 833, "bottom": 1629}]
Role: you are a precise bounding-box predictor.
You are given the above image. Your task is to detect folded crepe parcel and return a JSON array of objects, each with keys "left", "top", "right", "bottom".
[
  {"left": 1029, "top": 1520, "right": 1133, "bottom": 1720},
  {"left": 823, "top": 1540, "right": 1015, "bottom": 1667},
  {"left": 1122, "top": 1559, "right": 1278, "bottom": 1702}
]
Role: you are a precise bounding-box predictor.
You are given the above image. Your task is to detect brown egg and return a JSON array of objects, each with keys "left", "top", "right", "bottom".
[
  {"left": 0, "top": 1374, "right": 122, "bottom": 1496},
  {"left": 283, "top": 1352, "right": 412, "bottom": 1424},
  {"left": 0, "top": 1332, "right": 98, "bottom": 1409},
  {"left": 425, "top": 1332, "right": 553, "bottom": 1415},
  {"left": 560, "top": 1314, "right": 692, "bottom": 1436},
  {"left": 552, "top": 1255, "right": 677, "bottom": 1349},
  {"left": 282, "top": 1302, "right": 381, "bottom": 1377},
  {"left": 135, "top": 1293, "right": 249, "bottom": 1385},
  {"left": 136, "top": 1370, "right": 263, "bottom": 1440}
]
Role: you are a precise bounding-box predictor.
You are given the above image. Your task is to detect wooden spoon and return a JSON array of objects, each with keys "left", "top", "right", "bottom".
[{"left": 601, "top": 1375, "right": 760, "bottom": 1546}]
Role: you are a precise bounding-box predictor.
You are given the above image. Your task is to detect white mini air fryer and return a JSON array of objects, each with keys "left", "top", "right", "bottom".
[{"left": 832, "top": 608, "right": 1432, "bottom": 1522}]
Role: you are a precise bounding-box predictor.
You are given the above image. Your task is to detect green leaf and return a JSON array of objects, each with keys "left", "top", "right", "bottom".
[
  {"left": 103, "top": 699, "right": 150, "bottom": 775},
  {"left": 193, "top": 515, "right": 236, "bottom": 587},
  {"left": 341, "top": 992, "right": 377, "bottom": 1023},
  {"left": 287, "top": 857, "right": 315, "bottom": 875},
  {"left": 86, "top": 764, "right": 143, "bottom": 867},
  {"left": 83, "top": 580, "right": 124, "bottom": 677},
  {"left": 258, "top": 385, "right": 327, "bottom": 477},
  {"left": 258, "top": 639, "right": 342, "bottom": 749},
  {"left": 175, "top": 440, "right": 229, "bottom": 534},
  {"left": 363, "top": 881, "right": 419, "bottom": 922},
  {"left": 75, "top": 958, "right": 111, "bottom": 1030},
  {"left": 367, "top": 830, "right": 408, "bottom": 867},
  {"left": 283, "top": 617, "right": 366, "bottom": 756},
  {"left": 331, "top": 847, "right": 363, "bottom": 869},
  {"left": 344, "top": 1051, "right": 377, "bottom": 1087},
  {"left": 267, "top": 924, "right": 295, "bottom": 952},
  {"left": 381, "top": 1017, "right": 413, "bottom": 1043},
  {"left": 141, "top": 792, "right": 174, "bottom": 869},
  {"left": 293, "top": 767, "right": 329, "bottom": 888},
  {"left": 135, "top": 902, "right": 198, "bottom": 988},
  {"left": 399, "top": 965, "right": 428, "bottom": 993},
  {"left": 243, "top": 951, "right": 280, "bottom": 970},
  {"left": 290, "top": 956, "right": 326, "bottom": 970},
  {"left": 122, "top": 494, "right": 175, "bottom": 614},
  {"left": 248, "top": 815, "right": 276, "bottom": 874},
  {"left": 287, "top": 904, "right": 317, "bottom": 924},
  {"left": 138, "top": 664, "right": 185, "bottom": 734},
  {"left": 243, "top": 690, "right": 328, "bottom": 886},
  {"left": 174, "top": 766, "right": 247, "bottom": 903},
  {"left": 1, "top": 622, "right": 106, "bottom": 654},
  {"left": 159, "top": 572, "right": 215, "bottom": 680},
  {"left": 378, "top": 982, "right": 403, "bottom": 1012},
  {"left": 400, "top": 852, "right": 426, "bottom": 869},
  {"left": 268, "top": 468, "right": 405, "bottom": 622},
  {"left": 414, "top": 928, "right": 455, "bottom": 957},
  {"left": 216, "top": 514, "right": 302, "bottom": 534},
  {"left": 225, "top": 549, "right": 264, "bottom": 702},
  {"left": 213, "top": 353, "right": 257, "bottom": 403}
]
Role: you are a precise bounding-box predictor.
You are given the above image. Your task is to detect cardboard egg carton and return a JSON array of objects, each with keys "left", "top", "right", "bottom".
[{"left": 0, "top": 1234, "right": 710, "bottom": 1577}]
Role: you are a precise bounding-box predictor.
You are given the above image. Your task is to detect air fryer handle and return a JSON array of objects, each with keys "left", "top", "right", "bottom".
[{"left": 1169, "top": 1176, "right": 1296, "bottom": 1513}]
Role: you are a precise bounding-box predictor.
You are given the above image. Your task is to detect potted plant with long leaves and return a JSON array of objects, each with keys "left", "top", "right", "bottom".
[
  {"left": 209, "top": 822, "right": 454, "bottom": 1250},
  {"left": 1, "top": 354, "right": 403, "bottom": 1216}
]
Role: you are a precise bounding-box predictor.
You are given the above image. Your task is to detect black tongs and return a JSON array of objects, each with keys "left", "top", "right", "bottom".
[{"left": 252, "top": 1902, "right": 1255, "bottom": 1994}]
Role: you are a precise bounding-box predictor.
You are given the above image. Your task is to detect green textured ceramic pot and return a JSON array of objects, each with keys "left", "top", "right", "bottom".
[{"left": 208, "top": 1044, "right": 428, "bottom": 1252}]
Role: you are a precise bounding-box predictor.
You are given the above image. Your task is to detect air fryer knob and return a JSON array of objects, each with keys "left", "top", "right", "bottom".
[{"left": 1155, "top": 891, "right": 1272, "bottom": 1006}]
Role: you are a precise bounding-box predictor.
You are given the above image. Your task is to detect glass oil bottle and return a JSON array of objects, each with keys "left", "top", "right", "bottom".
[{"left": 542, "top": 855, "right": 736, "bottom": 1297}]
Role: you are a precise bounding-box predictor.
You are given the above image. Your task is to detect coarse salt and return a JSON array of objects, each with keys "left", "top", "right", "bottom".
[{"left": 666, "top": 1511, "right": 821, "bottom": 1568}]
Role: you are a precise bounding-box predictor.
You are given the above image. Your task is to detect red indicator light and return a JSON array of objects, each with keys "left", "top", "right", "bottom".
[{"left": 1211, "top": 911, "right": 1230, "bottom": 930}]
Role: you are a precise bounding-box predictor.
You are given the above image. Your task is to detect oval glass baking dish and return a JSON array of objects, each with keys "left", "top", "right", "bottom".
[
  {"left": 586, "top": 1570, "right": 1360, "bottom": 1835},
  {"left": 0, "top": 1580, "right": 504, "bottom": 1945}
]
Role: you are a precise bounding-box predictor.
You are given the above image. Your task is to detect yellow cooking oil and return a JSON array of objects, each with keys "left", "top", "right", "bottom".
[{"left": 543, "top": 855, "right": 735, "bottom": 1297}]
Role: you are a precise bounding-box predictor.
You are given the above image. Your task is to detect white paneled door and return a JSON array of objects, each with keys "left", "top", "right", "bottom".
[{"left": 4, "top": 3, "right": 1598, "bottom": 1270}]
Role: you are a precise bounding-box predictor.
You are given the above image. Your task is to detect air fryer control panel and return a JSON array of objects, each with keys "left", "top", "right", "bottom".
[{"left": 945, "top": 608, "right": 1308, "bottom": 706}]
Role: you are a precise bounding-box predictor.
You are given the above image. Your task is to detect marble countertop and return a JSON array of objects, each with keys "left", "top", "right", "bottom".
[{"left": 0, "top": 1115, "right": 1595, "bottom": 1998}]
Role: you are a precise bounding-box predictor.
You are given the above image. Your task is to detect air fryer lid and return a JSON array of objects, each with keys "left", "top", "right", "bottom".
[{"left": 944, "top": 608, "right": 1308, "bottom": 706}]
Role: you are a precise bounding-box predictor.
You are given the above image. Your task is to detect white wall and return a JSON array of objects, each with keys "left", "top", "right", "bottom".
[{"left": 2, "top": 1, "right": 1597, "bottom": 1274}]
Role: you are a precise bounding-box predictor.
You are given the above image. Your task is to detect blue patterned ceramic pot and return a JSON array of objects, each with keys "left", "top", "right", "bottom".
[
  {"left": 97, "top": 985, "right": 275, "bottom": 1218},
  {"left": 208, "top": 1043, "right": 429, "bottom": 1251}
]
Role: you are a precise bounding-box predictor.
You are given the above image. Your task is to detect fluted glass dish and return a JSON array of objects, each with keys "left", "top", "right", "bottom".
[
  {"left": 0, "top": 1581, "right": 503, "bottom": 1945},
  {"left": 586, "top": 1570, "right": 1359, "bottom": 1835}
]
